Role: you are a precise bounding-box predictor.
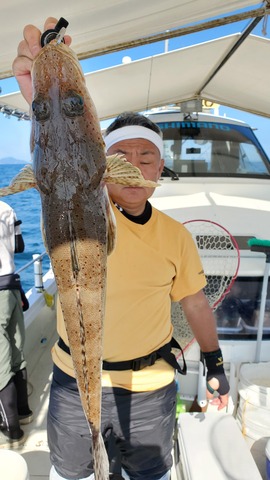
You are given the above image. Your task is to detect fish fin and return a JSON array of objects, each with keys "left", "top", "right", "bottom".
[
  {"left": 0, "top": 164, "right": 37, "bottom": 197},
  {"left": 40, "top": 212, "right": 51, "bottom": 255},
  {"left": 92, "top": 430, "right": 110, "bottom": 480},
  {"left": 104, "top": 154, "right": 160, "bottom": 188},
  {"left": 105, "top": 187, "right": 116, "bottom": 255},
  {"left": 40, "top": 214, "right": 49, "bottom": 253}
]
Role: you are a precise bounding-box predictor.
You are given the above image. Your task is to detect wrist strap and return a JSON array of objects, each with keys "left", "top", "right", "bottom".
[
  {"left": 202, "top": 348, "right": 230, "bottom": 395},
  {"left": 202, "top": 348, "right": 224, "bottom": 375}
]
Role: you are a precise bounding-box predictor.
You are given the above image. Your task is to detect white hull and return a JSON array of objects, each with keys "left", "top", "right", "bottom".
[{"left": 2, "top": 110, "right": 270, "bottom": 478}]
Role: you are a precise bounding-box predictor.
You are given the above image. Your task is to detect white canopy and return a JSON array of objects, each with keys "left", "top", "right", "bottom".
[
  {"left": 1, "top": 33, "right": 270, "bottom": 120},
  {"left": 0, "top": 0, "right": 260, "bottom": 79},
  {"left": 1, "top": 0, "right": 270, "bottom": 119}
]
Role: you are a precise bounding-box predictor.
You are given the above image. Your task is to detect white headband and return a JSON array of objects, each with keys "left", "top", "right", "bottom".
[{"left": 104, "top": 126, "right": 164, "bottom": 157}]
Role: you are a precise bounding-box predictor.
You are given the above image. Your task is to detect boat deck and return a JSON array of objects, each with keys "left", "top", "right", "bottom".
[
  {"left": 0, "top": 330, "right": 56, "bottom": 480},
  {"left": 0, "top": 325, "right": 178, "bottom": 480},
  {"left": 0, "top": 326, "right": 267, "bottom": 480}
]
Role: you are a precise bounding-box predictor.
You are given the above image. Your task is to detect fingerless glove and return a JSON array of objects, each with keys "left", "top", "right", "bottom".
[{"left": 202, "top": 348, "right": 230, "bottom": 395}]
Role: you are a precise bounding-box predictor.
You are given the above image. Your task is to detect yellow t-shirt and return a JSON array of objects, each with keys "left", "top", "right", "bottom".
[{"left": 52, "top": 204, "right": 206, "bottom": 391}]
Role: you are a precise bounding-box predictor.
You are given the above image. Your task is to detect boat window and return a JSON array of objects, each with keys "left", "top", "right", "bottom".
[
  {"left": 215, "top": 277, "right": 270, "bottom": 341},
  {"left": 157, "top": 120, "right": 270, "bottom": 177}
]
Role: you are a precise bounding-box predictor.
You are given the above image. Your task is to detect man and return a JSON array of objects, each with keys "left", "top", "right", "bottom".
[
  {"left": 0, "top": 200, "right": 32, "bottom": 448},
  {"left": 13, "top": 18, "right": 229, "bottom": 480}
]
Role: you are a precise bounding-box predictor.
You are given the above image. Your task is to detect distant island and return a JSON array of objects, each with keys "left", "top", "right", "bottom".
[{"left": 0, "top": 157, "right": 29, "bottom": 165}]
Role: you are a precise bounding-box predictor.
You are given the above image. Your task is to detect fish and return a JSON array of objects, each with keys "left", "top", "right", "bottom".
[{"left": 0, "top": 41, "right": 158, "bottom": 479}]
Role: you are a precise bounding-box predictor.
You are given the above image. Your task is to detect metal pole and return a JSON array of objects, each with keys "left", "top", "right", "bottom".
[
  {"left": 198, "top": 15, "right": 263, "bottom": 94},
  {"left": 32, "top": 254, "right": 43, "bottom": 290}
]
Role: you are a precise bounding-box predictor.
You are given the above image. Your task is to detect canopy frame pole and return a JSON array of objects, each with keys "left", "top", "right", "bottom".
[{"left": 197, "top": 14, "right": 266, "bottom": 95}]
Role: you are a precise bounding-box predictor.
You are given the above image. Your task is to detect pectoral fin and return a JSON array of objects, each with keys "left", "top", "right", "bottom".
[
  {"left": 104, "top": 154, "right": 160, "bottom": 188},
  {"left": 104, "top": 187, "right": 116, "bottom": 255},
  {"left": 0, "top": 164, "right": 37, "bottom": 196}
]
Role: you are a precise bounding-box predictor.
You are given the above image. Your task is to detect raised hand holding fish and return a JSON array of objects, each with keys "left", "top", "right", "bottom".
[
  {"left": 6, "top": 21, "right": 158, "bottom": 480},
  {"left": 13, "top": 17, "right": 72, "bottom": 105}
]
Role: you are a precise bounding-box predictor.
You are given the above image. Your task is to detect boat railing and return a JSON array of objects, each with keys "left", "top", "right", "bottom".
[{"left": 16, "top": 251, "right": 51, "bottom": 291}]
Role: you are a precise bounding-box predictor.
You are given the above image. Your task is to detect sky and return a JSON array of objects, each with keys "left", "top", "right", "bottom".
[{"left": 1, "top": 8, "right": 270, "bottom": 162}]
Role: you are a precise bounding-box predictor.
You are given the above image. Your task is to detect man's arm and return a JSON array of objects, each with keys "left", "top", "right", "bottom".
[
  {"left": 180, "top": 289, "right": 230, "bottom": 410},
  {"left": 181, "top": 289, "right": 218, "bottom": 351}
]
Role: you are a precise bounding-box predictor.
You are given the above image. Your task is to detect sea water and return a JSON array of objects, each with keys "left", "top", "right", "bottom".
[{"left": 0, "top": 164, "right": 50, "bottom": 293}]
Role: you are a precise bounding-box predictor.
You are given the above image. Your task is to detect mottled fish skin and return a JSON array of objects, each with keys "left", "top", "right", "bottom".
[
  {"left": 0, "top": 41, "right": 160, "bottom": 479},
  {"left": 31, "top": 41, "right": 110, "bottom": 479}
]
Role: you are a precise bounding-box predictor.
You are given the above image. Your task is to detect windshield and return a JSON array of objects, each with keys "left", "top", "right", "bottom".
[{"left": 157, "top": 120, "right": 270, "bottom": 177}]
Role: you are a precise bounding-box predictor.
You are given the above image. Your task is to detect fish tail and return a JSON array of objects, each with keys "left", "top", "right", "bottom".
[{"left": 92, "top": 429, "right": 109, "bottom": 480}]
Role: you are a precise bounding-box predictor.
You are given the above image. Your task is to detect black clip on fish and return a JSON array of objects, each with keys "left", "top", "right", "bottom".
[{"left": 41, "top": 17, "right": 69, "bottom": 47}]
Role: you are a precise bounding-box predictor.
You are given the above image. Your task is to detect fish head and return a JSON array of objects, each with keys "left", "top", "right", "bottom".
[{"left": 30, "top": 42, "right": 106, "bottom": 195}]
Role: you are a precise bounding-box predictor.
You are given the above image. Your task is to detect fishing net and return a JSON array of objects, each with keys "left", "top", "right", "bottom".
[{"left": 172, "top": 219, "right": 240, "bottom": 353}]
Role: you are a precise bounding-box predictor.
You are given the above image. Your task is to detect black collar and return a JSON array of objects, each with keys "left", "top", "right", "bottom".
[{"left": 114, "top": 201, "right": 152, "bottom": 225}]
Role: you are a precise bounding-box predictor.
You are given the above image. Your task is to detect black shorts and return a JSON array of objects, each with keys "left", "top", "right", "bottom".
[{"left": 47, "top": 366, "right": 177, "bottom": 480}]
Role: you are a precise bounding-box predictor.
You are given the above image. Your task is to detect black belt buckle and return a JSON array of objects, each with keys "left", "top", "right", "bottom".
[{"left": 131, "top": 353, "right": 157, "bottom": 371}]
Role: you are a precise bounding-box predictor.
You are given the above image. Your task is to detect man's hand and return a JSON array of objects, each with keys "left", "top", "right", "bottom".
[
  {"left": 12, "top": 17, "right": 71, "bottom": 105},
  {"left": 203, "top": 348, "right": 230, "bottom": 410},
  {"left": 206, "top": 375, "right": 229, "bottom": 410}
]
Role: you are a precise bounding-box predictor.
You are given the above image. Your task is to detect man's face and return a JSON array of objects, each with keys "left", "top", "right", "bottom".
[{"left": 106, "top": 138, "right": 164, "bottom": 213}]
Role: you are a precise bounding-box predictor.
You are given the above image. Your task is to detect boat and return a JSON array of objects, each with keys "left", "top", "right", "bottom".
[{"left": 1, "top": 2, "right": 270, "bottom": 479}]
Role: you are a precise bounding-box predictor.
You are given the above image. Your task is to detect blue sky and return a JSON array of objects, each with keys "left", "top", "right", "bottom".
[{"left": 1, "top": 10, "right": 270, "bottom": 162}]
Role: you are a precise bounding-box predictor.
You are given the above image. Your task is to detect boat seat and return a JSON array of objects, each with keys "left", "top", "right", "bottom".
[{"left": 177, "top": 412, "right": 262, "bottom": 480}]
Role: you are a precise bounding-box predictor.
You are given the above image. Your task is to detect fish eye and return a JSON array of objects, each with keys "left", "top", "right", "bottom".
[
  {"left": 32, "top": 95, "right": 51, "bottom": 121},
  {"left": 62, "top": 91, "right": 84, "bottom": 117}
]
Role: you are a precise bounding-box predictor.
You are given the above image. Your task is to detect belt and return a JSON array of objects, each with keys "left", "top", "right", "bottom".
[
  {"left": 0, "top": 273, "right": 21, "bottom": 290},
  {"left": 58, "top": 336, "right": 186, "bottom": 375}
]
